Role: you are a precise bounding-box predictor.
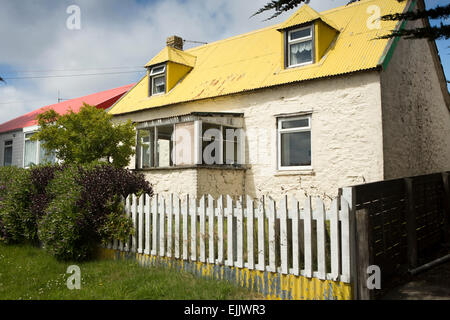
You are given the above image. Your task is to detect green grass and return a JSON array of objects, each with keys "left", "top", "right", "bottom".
[{"left": 0, "top": 244, "right": 262, "bottom": 300}]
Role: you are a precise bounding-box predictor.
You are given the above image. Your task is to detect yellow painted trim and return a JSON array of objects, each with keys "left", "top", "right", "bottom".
[{"left": 98, "top": 248, "right": 353, "bottom": 300}]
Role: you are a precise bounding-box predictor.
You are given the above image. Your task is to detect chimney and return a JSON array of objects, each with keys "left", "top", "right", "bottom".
[{"left": 166, "top": 35, "right": 183, "bottom": 51}]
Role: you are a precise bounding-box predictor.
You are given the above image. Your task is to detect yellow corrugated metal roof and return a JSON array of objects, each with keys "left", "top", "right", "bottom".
[
  {"left": 109, "top": 0, "right": 410, "bottom": 115},
  {"left": 277, "top": 4, "right": 339, "bottom": 31},
  {"left": 145, "top": 46, "right": 196, "bottom": 68}
]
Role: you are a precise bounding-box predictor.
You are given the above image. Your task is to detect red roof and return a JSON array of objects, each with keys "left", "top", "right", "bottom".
[{"left": 0, "top": 83, "right": 135, "bottom": 134}]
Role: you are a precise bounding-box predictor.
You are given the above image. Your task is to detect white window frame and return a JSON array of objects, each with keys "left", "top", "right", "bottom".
[
  {"left": 23, "top": 125, "right": 57, "bottom": 168},
  {"left": 149, "top": 65, "right": 166, "bottom": 96},
  {"left": 287, "top": 25, "right": 314, "bottom": 68},
  {"left": 277, "top": 115, "right": 312, "bottom": 171}
]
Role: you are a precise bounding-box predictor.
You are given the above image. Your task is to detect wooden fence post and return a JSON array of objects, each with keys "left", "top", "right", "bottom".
[
  {"left": 442, "top": 173, "right": 450, "bottom": 243},
  {"left": 405, "top": 178, "right": 418, "bottom": 269},
  {"left": 355, "top": 208, "right": 373, "bottom": 300}
]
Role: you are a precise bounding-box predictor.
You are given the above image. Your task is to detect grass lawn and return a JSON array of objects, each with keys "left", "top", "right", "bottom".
[{"left": 0, "top": 244, "right": 262, "bottom": 300}]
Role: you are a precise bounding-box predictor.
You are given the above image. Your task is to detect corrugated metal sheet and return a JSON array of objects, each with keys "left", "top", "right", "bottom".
[
  {"left": 109, "top": 0, "right": 409, "bottom": 115},
  {"left": 277, "top": 4, "right": 339, "bottom": 31},
  {"left": 0, "top": 84, "right": 134, "bottom": 133},
  {"left": 145, "top": 46, "right": 196, "bottom": 68}
]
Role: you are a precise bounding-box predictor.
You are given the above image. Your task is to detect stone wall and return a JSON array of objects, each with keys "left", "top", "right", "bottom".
[{"left": 380, "top": 18, "right": 450, "bottom": 179}]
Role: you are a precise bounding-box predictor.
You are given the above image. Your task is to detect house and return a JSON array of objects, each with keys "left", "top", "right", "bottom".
[
  {"left": 108, "top": 0, "right": 450, "bottom": 201},
  {"left": 0, "top": 84, "right": 134, "bottom": 168}
]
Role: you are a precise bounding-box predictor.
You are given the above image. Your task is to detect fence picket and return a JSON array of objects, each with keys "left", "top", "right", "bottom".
[
  {"left": 246, "top": 195, "right": 255, "bottom": 270},
  {"left": 328, "top": 198, "right": 340, "bottom": 281},
  {"left": 199, "top": 196, "right": 206, "bottom": 263},
  {"left": 190, "top": 195, "right": 197, "bottom": 261},
  {"left": 131, "top": 194, "right": 138, "bottom": 253},
  {"left": 289, "top": 196, "right": 300, "bottom": 276},
  {"left": 138, "top": 194, "right": 144, "bottom": 254},
  {"left": 151, "top": 194, "right": 158, "bottom": 255},
  {"left": 267, "top": 198, "right": 276, "bottom": 273},
  {"left": 182, "top": 195, "right": 189, "bottom": 260},
  {"left": 167, "top": 194, "right": 173, "bottom": 258},
  {"left": 159, "top": 196, "right": 165, "bottom": 256},
  {"left": 280, "top": 195, "right": 289, "bottom": 274},
  {"left": 236, "top": 196, "right": 244, "bottom": 268},
  {"left": 314, "top": 197, "right": 326, "bottom": 280},
  {"left": 340, "top": 197, "right": 351, "bottom": 283},
  {"left": 256, "top": 196, "right": 265, "bottom": 271},
  {"left": 208, "top": 194, "right": 215, "bottom": 264},
  {"left": 144, "top": 194, "right": 151, "bottom": 255},
  {"left": 124, "top": 195, "right": 131, "bottom": 252},
  {"left": 302, "top": 197, "right": 312, "bottom": 278},
  {"left": 174, "top": 194, "right": 181, "bottom": 259},
  {"left": 226, "top": 195, "right": 234, "bottom": 267},
  {"left": 216, "top": 195, "right": 224, "bottom": 265}
]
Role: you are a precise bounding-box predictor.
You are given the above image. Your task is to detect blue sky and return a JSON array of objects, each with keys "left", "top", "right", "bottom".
[{"left": 0, "top": 0, "right": 448, "bottom": 124}]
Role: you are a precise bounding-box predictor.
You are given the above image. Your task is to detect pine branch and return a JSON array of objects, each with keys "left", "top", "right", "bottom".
[
  {"left": 381, "top": 4, "right": 450, "bottom": 22},
  {"left": 250, "top": 0, "right": 310, "bottom": 20},
  {"left": 0, "top": 76, "right": 6, "bottom": 84},
  {"left": 377, "top": 24, "right": 450, "bottom": 41}
]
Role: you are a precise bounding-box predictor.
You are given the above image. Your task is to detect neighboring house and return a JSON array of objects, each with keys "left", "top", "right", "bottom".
[
  {"left": 0, "top": 84, "right": 134, "bottom": 168},
  {"left": 108, "top": 0, "right": 450, "bottom": 201}
]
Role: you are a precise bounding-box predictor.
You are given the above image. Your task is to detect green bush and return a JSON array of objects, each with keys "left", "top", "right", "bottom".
[
  {"left": 37, "top": 165, "right": 88, "bottom": 261},
  {"left": 0, "top": 167, "right": 35, "bottom": 244}
]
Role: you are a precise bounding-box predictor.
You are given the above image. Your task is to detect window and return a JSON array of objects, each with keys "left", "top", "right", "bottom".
[
  {"left": 278, "top": 115, "right": 311, "bottom": 170},
  {"left": 24, "top": 132, "right": 56, "bottom": 168},
  {"left": 136, "top": 116, "right": 244, "bottom": 169},
  {"left": 149, "top": 64, "right": 166, "bottom": 96},
  {"left": 287, "top": 25, "right": 313, "bottom": 67},
  {"left": 3, "top": 140, "right": 13, "bottom": 167},
  {"left": 137, "top": 125, "right": 174, "bottom": 168}
]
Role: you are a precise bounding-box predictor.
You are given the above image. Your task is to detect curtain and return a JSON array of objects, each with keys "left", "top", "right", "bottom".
[
  {"left": 24, "top": 139, "right": 37, "bottom": 167},
  {"left": 290, "top": 40, "right": 312, "bottom": 65}
]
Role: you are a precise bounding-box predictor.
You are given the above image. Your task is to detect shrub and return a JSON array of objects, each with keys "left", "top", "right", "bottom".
[
  {"left": 0, "top": 167, "right": 34, "bottom": 244},
  {"left": 38, "top": 164, "right": 152, "bottom": 261}
]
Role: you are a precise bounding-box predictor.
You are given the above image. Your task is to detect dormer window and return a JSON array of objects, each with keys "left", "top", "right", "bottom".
[
  {"left": 287, "top": 25, "right": 314, "bottom": 68},
  {"left": 149, "top": 64, "right": 166, "bottom": 96}
]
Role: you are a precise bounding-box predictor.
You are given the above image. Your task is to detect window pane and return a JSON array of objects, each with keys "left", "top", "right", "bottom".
[
  {"left": 4, "top": 145, "right": 12, "bottom": 167},
  {"left": 24, "top": 139, "right": 37, "bottom": 167},
  {"left": 289, "top": 40, "right": 312, "bottom": 66},
  {"left": 138, "top": 129, "right": 153, "bottom": 168},
  {"left": 152, "top": 76, "right": 165, "bottom": 94},
  {"left": 281, "top": 118, "right": 309, "bottom": 129},
  {"left": 151, "top": 66, "right": 165, "bottom": 75},
  {"left": 290, "top": 28, "right": 311, "bottom": 41},
  {"left": 39, "top": 143, "right": 56, "bottom": 165},
  {"left": 281, "top": 131, "right": 311, "bottom": 167},
  {"left": 156, "top": 125, "right": 173, "bottom": 167}
]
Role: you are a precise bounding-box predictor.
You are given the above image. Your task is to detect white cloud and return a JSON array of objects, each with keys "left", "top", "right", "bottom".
[{"left": 0, "top": 0, "right": 349, "bottom": 124}]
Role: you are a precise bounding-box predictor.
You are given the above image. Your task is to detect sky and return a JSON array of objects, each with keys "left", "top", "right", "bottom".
[{"left": 0, "top": 0, "right": 448, "bottom": 124}]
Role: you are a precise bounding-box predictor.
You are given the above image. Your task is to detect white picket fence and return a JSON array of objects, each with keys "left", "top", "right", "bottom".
[{"left": 107, "top": 193, "right": 352, "bottom": 283}]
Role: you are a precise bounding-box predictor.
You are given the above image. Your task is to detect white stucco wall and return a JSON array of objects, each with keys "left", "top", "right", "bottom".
[
  {"left": 380, "top": 19, "right": 450, "bottom": 179},
  {"left": 115, "top": 70, "right": 384, "bottom": 202},
  {"left": 0, "top": 130, "right": 24, "bottom": 167}
]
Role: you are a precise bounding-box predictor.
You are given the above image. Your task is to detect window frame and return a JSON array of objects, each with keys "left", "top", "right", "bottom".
[
  {"left": 23, "top": 129, "right": 56, "bottom": 168},
  {"left": 136, "top": 119, "right": 244, "bottom": 169},
  {"left": 286, "top": 24, "right": 315, "bottom": 69},
  {"left": 149, "top": 64, "right": 167, "bottom": 96},
  {"left": 3, "top": 140, "right": 13, "bottom": 167},
  {"left": 277, "top": 115, "right": 312, "bottom": 171}
]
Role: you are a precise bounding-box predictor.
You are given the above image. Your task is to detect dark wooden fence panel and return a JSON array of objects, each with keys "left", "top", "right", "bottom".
[{"left": 350, "top": 171, "right": 450, "bottom": 299}]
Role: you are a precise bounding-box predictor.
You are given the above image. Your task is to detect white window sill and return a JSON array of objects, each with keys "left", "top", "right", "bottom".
[{"left": 275, "top": 168, "right": 315, "bottom": 176}]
